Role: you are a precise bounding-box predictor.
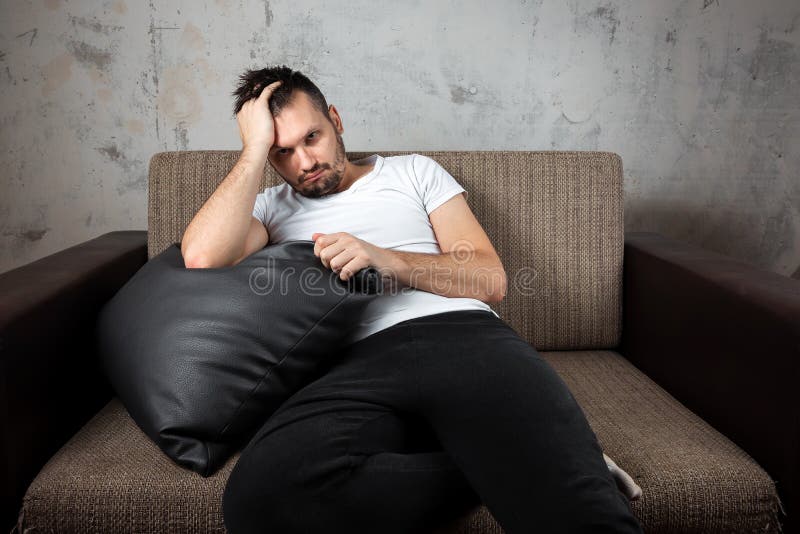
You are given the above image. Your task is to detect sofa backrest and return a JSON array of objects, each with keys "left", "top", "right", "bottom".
[{"left": 147, "top": 150, "right": 624, "bottom": 351}]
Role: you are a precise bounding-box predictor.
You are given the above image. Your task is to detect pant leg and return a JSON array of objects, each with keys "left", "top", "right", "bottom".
[
  {"left": 403, "top": 310, "right": 644, "bottom": 534},
  {"left": 225, "top": 309, "right": 644, "bottom": 534},
  {"left": 222, "top": 321, "right": 481, "bottom": 534}
]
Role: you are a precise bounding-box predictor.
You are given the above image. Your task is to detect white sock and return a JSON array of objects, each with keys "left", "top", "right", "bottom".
[{"left": 603, "top": 452, "right": 642, "bottom": 501}]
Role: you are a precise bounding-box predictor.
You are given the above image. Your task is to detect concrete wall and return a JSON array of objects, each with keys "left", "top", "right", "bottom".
[{"left": 1, "top": 0, "right": 798, "bottom": 278}]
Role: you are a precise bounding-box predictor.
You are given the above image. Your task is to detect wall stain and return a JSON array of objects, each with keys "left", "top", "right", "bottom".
[
  {"left": 740, "top": 26, "right": 798, "bottom": 107},
  {"left": 2, "top": 228, "right": 49, "bottom": 241},
  {"left": 126, "top": 118, "right": 145, "bottom": 134},
  {"left": 15, "top": 28, "right": 38, "bottom": 47},
  {"left": 96, "top": 144, "right": 145, "bottom": 193},
  {"left": 0, "top": 51, "right": 5, "bottom": 61},
  {"left": 174, "top": 122, "right": 189, "bottom": 150},
  {"left": 702, "top": 0, "right": 720, "bottom": 10},
  {"left": 786, "top": 14, "right": 799, "bottom": 34},
  {"left": 111, "top": 0, "right": 128, "bottom": 15},
  {"left": 117, "top": 173, "right": 147, "bottom": 194},
  {"left": 264, "top": 1, "right": 273, "bottom": 28},
  {"left": 148, "top": 1, "right": 161, "bottom": 143},
  {"left": 67, "top": 40, "right": 114, "bottom": 71},
  {"left": 96, "top": 144, "right": 139, "bottom": 173},
  {"left": 97, "top": 144, "right": 125, "bottom": 163},
  {"left": 158, "top": 65, "right": 203, "bottom": 122},
  {"left": 96, "top": 87, "right": 112, "bottom": 102},
  {"left": 450, "top": 85, "right": 476, "bottom": 104},
  {"left": 588, "top": 5, "right": 620, "bottom": 45},
  {"left": 41, "top": 53, "right": 73, "bottom": 96},
  {"left": 68, "top": 14, "right": 124, "bottom": 35},
  {"left": 180, "top": 22, "right": 205, "bottom": 50},
  {"left": 561, "top": 110, "right": 591, "bottom": 124},
  {"left": 192, "top": 57, "right": 219, "bottom": 85}
]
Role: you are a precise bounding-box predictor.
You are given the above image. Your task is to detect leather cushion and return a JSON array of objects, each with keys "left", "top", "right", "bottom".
[{"left": 96, "top": 240, "right": 381, "bottom": 476}]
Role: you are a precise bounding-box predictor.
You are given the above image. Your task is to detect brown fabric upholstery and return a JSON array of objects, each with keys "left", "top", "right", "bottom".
[
  {"left": 621, "top": 231, "right": 799, "bottom": 533},
  {"left": 147, "top": 150, "right": 624, "bottom": 351},
  {"left": 18, "top": 350, "right": 783, "bottom": 533},
  {"left": 1, "top": 231, "right": 148, "bottom": 531}
]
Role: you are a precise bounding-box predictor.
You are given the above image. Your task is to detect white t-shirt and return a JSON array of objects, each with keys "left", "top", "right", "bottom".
[{"left": 251, "top": 153, "right": 499, "bottom": 344}]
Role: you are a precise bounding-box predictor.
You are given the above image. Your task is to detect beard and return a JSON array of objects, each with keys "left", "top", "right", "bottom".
[{"left": 295, "top": 132, "right": 347, "bottom": 199}]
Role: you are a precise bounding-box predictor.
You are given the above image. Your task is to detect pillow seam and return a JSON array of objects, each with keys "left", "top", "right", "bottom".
[{"left": 216, "top": 291, "right": 355, "bottom": 440}]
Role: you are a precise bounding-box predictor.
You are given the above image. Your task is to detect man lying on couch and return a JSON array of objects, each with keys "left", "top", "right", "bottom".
[{"left": 180, "top": 65, "right": 643, "bottom": 534}]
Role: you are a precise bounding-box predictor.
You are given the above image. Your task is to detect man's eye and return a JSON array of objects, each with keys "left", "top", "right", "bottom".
[
  {"left": 277, "top": 148, "right": 288, "bottom": 155},
  {"left": 308, "top": 131, "right": 317, "bottom": 139}
]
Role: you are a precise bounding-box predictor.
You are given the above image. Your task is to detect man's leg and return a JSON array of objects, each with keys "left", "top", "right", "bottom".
[
  {"left": 404, "top": 310, "right": 644, "bottom": 534},
  {"left": 225, "top": 309, "right": 644, "bottom": 533},
  {"left": 222, "top": 322, "right": 480, "bottom": 534}
]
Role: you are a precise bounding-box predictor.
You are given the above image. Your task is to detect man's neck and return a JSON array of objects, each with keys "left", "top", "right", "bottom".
[{"left": 335, "top": 159, "right": 375, "bottom": 193}]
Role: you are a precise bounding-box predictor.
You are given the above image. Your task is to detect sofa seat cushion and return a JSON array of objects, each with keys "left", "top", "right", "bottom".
[{"left": 19, "top": 350, "right": 783, "bottom": 534}]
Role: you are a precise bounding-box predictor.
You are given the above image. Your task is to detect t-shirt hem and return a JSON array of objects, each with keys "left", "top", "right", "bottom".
[{"left": 426, "top": 187, "right": 467, "bottom": 215}]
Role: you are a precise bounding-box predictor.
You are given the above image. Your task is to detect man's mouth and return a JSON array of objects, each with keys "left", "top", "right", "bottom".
[{"left": 305, "top": 169, "right": 325, "bottom": 183}]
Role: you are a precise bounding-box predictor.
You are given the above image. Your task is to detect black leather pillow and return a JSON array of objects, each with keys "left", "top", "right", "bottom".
[{"left": 96, "top": 240, "right": 381, "bottom": 476}]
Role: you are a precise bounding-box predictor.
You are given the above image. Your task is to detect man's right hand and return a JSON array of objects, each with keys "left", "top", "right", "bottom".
[{"left": 236, "top": 80, "right": 283, "bottom": 158}]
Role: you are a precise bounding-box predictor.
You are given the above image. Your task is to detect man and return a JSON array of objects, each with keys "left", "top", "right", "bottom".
[{"left": 181, "top": 66, "right": 643, "bottom": 534}]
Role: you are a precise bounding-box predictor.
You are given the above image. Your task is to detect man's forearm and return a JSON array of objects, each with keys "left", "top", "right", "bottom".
[
  {"left": 181, "top": 149, "right": 266, "bottom": 268},
  {"left": 386, "top": 249, "right": 507, "bottom": 303}
]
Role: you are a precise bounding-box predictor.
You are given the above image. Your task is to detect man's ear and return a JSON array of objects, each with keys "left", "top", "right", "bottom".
[{"left": 328, "top": 104, "right": 344, "bottom": 134}]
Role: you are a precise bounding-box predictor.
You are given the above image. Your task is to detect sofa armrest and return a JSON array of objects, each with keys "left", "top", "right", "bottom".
[
  {"left": 0, "top": 230, "right": 148, "bottom": 531},
  {"left": 620, "top": 231, "right": 798, "bottom": 530}
]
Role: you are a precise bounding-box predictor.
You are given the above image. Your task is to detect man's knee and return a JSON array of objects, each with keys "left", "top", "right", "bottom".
[
  {"left": 222, "top": 427, "right": 353, "bottom": 533},
  {"left": 223, "top": 453, "right": 283, "bottom": 533}
]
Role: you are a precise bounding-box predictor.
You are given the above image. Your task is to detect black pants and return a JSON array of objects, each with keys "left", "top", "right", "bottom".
[{"left": 223, "top": 310, "right": 643, "bottom": 534}]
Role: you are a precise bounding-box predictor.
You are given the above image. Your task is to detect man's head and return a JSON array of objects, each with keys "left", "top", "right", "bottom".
[{"left": 232, "top": 65, "right": 350, "bottom": 198}]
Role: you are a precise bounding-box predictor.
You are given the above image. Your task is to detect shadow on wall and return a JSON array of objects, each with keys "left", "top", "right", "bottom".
[{"left": 625, "top": 200, "right": 800, "bottom": 280}]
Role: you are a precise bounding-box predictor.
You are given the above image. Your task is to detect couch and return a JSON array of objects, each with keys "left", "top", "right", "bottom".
[{"left": 2, "top": 150, "right": 797, "bottom": 533}]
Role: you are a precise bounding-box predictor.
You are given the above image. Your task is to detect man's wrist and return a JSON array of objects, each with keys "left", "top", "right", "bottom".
[
  {"left": 382, "top": 249, "right": 411, "bottom": 285},
  {"left": 240, "top": 146, "right": 269, "bottom": 168}
]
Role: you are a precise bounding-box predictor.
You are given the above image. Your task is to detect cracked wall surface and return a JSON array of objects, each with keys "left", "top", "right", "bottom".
[{"left": 1, "top": 0, "right": 798, "bottom": 278}]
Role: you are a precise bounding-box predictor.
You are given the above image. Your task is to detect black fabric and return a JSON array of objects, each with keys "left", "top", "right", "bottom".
[
  {"left": 222, "top": 310, "right": 643, "bottom": 534},
  {"left": 96, "top": 240, "right": 381, "bottom": 477}
]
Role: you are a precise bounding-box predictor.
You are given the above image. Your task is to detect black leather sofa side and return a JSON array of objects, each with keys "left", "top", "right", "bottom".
[
  {"left": 620, "top": 231, "right": 798, "bottom": 534},
  {"left": 0, "top": 230, "right": 148, "bottom": 533}
]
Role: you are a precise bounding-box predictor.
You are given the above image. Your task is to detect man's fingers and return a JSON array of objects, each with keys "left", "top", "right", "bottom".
[{"left": 257, "top": 80, "right": 282, "bottom": 100}]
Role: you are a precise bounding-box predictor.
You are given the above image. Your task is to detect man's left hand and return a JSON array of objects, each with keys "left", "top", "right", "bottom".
[{"left": 312, "top": 232, "right": 397, "bottom": 282}]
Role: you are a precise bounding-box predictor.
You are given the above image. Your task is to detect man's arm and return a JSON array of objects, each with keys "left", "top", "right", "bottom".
[
  {"left": 181, "top": 152, "right": 268, "bottom": 268},
  {"left": 313, "top": 192, "right": 507, "bottom": 303},
  {"left": 388, "top": 192, "right": 507, "bottom": 303},
  {"left": 180, "top": 80, "right": 281, "bottom": 268}
]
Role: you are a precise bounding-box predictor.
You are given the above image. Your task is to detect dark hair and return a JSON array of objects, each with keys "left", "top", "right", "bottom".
[{"left": 231, "top": 65, "right": 330, "bottom": 121}]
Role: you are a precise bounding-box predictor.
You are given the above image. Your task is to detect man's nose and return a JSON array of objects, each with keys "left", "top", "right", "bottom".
[{"left": 297, "top": 147, "right": 316, "bottom": 174}]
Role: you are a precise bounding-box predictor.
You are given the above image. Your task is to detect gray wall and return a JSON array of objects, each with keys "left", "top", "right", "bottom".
[{"left": 1, "top": 0, "right": 798, "bottom": 278}]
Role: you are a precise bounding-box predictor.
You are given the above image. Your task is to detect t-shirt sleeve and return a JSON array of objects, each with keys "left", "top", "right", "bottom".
[
  {"left": 411, "top": 154, "right": 468, "bottom": 215},
  {"left": 252, "top": 192, "right": 268, "bottom": 227}
]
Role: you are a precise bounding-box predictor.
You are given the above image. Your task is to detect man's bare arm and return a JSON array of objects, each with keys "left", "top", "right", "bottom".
[
  {"left": 180, "top": 81, "right": 281, "bottom": 268},
  {"left": 181, "top": 150, "right": 267, "bottom": 268},
  {"left": 312, "top": 191, "right": 508, "bottom": 303},
  {"left": 388, "top": 248, "right": 507, "bottom": 303}
]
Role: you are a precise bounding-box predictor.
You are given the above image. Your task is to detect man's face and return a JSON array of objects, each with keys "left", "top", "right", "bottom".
[{"left": 267, "top": 90, "right": 347, "bottom": 198}]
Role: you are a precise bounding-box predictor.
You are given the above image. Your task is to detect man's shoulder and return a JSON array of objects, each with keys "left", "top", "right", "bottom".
[
  {"left": 379, "top": 153, "right": 440, "bottom": 175},
  {"left": 375, "top": 153, "right": 416, "bottom": 166},
  {"left": 257, "top": 182, "right": 292, "bottom": 204}
]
